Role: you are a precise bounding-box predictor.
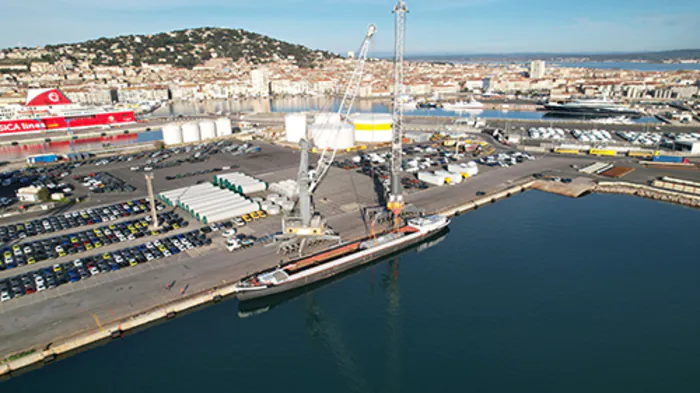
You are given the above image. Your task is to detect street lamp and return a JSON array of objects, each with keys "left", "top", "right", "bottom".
[{"left": 65, "top": 118, "right": 75, "bottom": 153}]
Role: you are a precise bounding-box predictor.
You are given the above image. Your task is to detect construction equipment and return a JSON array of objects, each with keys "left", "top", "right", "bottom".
[
  {"left": 276, "top": 25, "right": 376, "bottom": 256},
  {"left": 387, "top": 0, "right": 408, "bottom": 224},
  {"left": 311, "top": 24, "right": 377, "bottom": 194}
]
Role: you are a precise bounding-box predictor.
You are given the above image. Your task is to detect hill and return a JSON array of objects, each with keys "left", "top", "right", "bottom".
[{"left": 1, "top": 27, "right": 339, "bottom": 69}]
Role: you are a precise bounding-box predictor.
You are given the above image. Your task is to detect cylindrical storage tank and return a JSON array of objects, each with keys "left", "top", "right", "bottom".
[
  {"left": 310, "top": 123, "right": 355, "bottom": 150},
  {"left": 314, "top": 113, "right": 341, "bottom": 125},
  {"left": 285, "top": 113, "right": 308, "bottom": 143},
  {"left": 181, "top": 122, "right": 201, "bottom": 143},
  {"left": 199, "top": 120, "right": 217, "bottom": 140},
  {"left": 352, "top": 113, "right": 393, "bottom": 143},
  {"left": 215, "top": 117, "right": 232, "bottom": 137},
  {"left": 162, "top": 124, "right": 183, "bottom": 146}
]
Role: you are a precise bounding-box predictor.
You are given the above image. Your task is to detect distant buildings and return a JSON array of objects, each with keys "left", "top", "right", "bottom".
[
  {"left": 250, "top": 68, "right": 270, "bottom": 97},
  {"left": 530, "top": 60, "right": 546, "bottom": 79}
]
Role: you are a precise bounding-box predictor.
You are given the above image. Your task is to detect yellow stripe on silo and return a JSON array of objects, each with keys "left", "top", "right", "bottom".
[{"left": 354, "top": 123, "right": 392, "bottom": 131}]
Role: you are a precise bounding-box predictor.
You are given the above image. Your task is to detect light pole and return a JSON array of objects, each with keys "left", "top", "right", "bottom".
[
  {"left": 65, "top": 118, "right": 75, "bottom": 153},
  {"left": 145, "top": 172, "right": 160, "bottom": 231}
]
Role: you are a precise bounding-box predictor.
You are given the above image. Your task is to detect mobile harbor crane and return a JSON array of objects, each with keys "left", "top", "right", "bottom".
[{"left": 277, "top": 25, "right": 377, "bottom": 256}]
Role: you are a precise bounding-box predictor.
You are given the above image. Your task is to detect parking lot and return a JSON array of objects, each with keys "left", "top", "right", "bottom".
[{"left": 0, "top": 230, "right": 210, "bottom": 303}]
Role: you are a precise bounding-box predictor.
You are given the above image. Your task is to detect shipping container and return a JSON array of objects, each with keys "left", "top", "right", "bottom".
[
  {"left": 27, "top": 153, "right": 58, "bottom": 165},
  {"left": 589, "top": 149, "right": 617, "bottom": 157},
  {"left": 652, "top": 155, "right": 686, "bottom": 163},
  {"left": 553, "top": 148, "right": 580, "bottom": 155}
]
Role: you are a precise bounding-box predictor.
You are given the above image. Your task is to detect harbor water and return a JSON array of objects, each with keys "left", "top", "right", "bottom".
[
  {"left": 153, "top": 97, "right": 660, "bottom": 124},
  {"left": 4, "top": 191, "right": 699, "bottom": 392}
]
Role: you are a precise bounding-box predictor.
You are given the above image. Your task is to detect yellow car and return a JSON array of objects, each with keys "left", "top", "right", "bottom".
[
  {"left": 3, "top": 251, "right": 11, "bottom": 258},
  {"left": 102, "top": 253, "right": 111, "bottom": 260},
  {"left": 109, "top": 224, "right": 116, "bottom": 230},
  {"left": 94, "top": 242, "right": 103, "bottom": 248},
  {"left": 172, "top": 224, "right": 180, "bottom": 229},
  {"left": 53, "top": 264, "right": 62, "bottom": 272},
  {"left": 86, "top": 243, "right": 94, "bottom": 250},
  {"left": 27, "top": 257, "right": 36, "bottom": 264},
  {"left": 58, "top": 251, "right": 66, "bottom": 257},
  {"left": 241, "top": 214, "right": 252, "bottom": 223},
  {"left": 134, "top": 223, "right": 142, "bottom": 229},
  {"left": 127, "top": 225, "right": 135, "bottom": 231},
  {"left": 250, "top": 211, "right": 260, "bottom": 220},
  {"left": 12, "top": 245, "right": 20, "bottom": 251},
  {"left": 158, "top": 245, "right": 167, "bottom": 252},
  {"left": 257, "top": 210, "right": 267, "bottom": 218},
  {"left": 129, "top": 259, "right": 138, "bottom": 267},
  {"left": 71, "top": 237, "right": 78, "bottom": 244}
]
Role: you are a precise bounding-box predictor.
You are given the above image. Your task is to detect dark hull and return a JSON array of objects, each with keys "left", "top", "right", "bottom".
[
  {"left": 542, "top": 105, "right": 642, "bottom": 118},
  {"left": 237, "top": 227, "right": 449, "bottom": 302}
]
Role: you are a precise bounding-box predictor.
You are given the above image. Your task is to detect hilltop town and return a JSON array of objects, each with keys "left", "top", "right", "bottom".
[{"left": 0, "top": 27, "right": 698, "bottom": 106}]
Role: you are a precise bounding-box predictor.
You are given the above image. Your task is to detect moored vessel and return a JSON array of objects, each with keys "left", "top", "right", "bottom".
[
  {"left": 234, "top": 215, "right": 450, "bottom": 301},
  {"left": 0, "top": 88, "right": 136, "bottom": 135}
]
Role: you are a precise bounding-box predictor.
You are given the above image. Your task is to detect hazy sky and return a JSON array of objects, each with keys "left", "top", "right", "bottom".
[{"left": 3, "top": 0, "right": 699, "bottom": 54}]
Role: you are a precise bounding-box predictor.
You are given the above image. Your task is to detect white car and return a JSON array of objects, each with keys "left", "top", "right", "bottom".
[
  {"left": 163, "top": 250, "right": 171, "bottom": 257},
  {"left": 36, "top": 282, "right": 47, "bottom": 292},
  {"left": 1, "top": 291, "right": 10, "bottom": 302},
  {"left": 226, "top": 243, "right": 241, "bottom": 252},
  {"left": 114, "top": 255, "right": 124, "bottom": 264},
  {"left": 73, "top": 259, "right": 83, "bottom": 267},
  {"left": 222, "top": 229, "right": 237, "bottom": 238},
  {"left": 89, "top": 266, "right": 100, "bottom": 275},
  {"left": 232, "top": 217, "right": 246, "bottom": 227},
  {"left": 210, "top": 224, "right": 219, "bottom": 231},
  {"left": 145, "top": 253, "right": 155, "bottom": 261}
]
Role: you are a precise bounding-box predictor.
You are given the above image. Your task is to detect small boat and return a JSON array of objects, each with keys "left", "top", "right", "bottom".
[{"left": 442, "top": 98, "right": 484, "bottom": 111}]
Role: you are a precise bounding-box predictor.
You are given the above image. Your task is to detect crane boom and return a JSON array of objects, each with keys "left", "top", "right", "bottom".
[
  {"left": 387, "top": 0, "right": 407, "bottom": 217},
  {"left": 310, "top": 24, "right": 376, "bottom": 194}
]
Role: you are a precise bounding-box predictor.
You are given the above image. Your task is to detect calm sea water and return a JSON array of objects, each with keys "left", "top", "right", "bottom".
[
  {"left": 552, "top": 62, "right": 700, "bottom": 72},
  {"left": 4, "top": 191, "right": 700, "bottom": 392}
]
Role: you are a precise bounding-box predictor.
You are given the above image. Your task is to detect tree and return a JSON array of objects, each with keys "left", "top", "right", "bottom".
[{"left": 37, "top": 188, "right": 50, "bottom": 202}]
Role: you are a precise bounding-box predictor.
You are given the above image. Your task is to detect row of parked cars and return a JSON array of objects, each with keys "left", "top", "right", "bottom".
[
  {"left": 0, "top": 230, "right": 211, "bottom": 302},
  {"left": 77, "top": 172, "right": 136, "bottom": 193},
  {"left": 478, "top": 151, "right": 534, "bottom": 167},
  {"left": 1, "top": 211, "right": 187, "bottom": 271},
  {"left": 0, "top": 198, "right": 163, "bottom": 242}
]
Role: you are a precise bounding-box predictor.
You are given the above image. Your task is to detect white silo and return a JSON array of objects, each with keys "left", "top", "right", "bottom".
[
  {"left": 162, "top": 123, "right": 183, "bottom": 146},
  {"left": 215, "top": 117, "right": 232, "bottom": 137},
  {"left": 285, "top": 113, "right": 307, "bottom": 143},
  {"left": 310, "top": 123, "right": 355, "bottom": 150},
  {"left": 181, "top": 122, "right": 201, "bottom": 143},
  {"left": 314, "top": 113, "right": 342, "bottom": 124},
  {"left": 352, "top": 113, "right": 393, "bottom": 143},
  {"left": 199, "top": 120, "right": 217, "bottom": 140}
]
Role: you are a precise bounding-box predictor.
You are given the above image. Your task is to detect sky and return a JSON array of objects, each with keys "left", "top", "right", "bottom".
[{"left": 2, "top": 0, "right": 699, "bottom": 54}]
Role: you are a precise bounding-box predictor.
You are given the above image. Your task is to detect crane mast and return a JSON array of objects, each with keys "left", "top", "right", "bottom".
[
  {"left": 277, "top": 25, "right": 376, "bottom": 256},
  {"left": 387, "top": 0, "right": 407, "bottom": 218},
  {"left": 311, "top": 24, "right": 376, "bottom": 194}
]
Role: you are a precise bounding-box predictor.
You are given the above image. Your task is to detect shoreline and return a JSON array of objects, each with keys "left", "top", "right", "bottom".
[{"left": 2, "top": 176, "right": 698, "bottom": 378}]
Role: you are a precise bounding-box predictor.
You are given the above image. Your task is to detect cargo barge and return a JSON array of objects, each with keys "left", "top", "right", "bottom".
[{"left": 234, "top": 215, "right": 450, "bottom": 301}]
